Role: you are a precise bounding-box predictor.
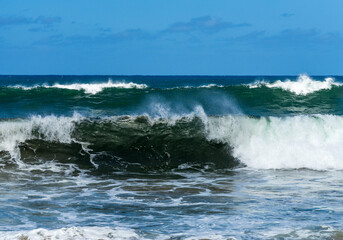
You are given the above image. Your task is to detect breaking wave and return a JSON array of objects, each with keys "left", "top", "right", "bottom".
[
  {"left": 248, "top": 74, "right": 341, "bottom": 95},
  {"left": 3, "top": 75, "right": 343, "bottom": 97},
  {"left": 11, "top": 79, "right": 148, "bottom": 94},
  {"left": 2, "top": 110, "right": 343, "bottom": 171}
]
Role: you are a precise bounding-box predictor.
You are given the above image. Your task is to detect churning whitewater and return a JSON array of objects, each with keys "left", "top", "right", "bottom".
[{"left": 2, "top": 74, "right": 343, "bottom": 240}]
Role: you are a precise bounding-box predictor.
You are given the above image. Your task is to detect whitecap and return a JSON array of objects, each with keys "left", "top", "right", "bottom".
[
  {"left": 11, "top": 79, "right": 148, "bottom": 94},
  {"left": 248, "top": 74, "right": 341, "bottom": 95}
]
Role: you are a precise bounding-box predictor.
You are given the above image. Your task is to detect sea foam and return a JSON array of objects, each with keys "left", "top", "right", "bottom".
[
  {"left": 1, "top": 226, "right": 140, "bottom": 240},
  {"left": 249, "top": 74, "right": 340, "bottom": 95},
  {"left": 166, "top": 84, "right": 224, "bottom": 89}
]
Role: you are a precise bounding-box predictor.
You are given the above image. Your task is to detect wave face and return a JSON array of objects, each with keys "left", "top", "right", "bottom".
[
  {"left": 1, "top": 112, "right": 343, "bottom": 171},
  {"left": 1, "top": 113, "right": 238, "bottom": 172}
]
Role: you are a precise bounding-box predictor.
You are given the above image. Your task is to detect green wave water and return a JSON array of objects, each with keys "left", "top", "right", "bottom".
[{"left": 0, "top": 74, "right": 342, "bottom": 118}]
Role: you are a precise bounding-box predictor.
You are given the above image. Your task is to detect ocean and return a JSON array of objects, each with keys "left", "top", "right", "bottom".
[{"left": 1, "top": 74, "right": 343, "bottom": 239}]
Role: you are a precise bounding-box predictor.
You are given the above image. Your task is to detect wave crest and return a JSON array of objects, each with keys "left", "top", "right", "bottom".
[
  {"left": 12, "top": 79, "right": 148, "bottom": 94},
  {"left": 248, "top": 74, "right": 340, "bottom": 95}
]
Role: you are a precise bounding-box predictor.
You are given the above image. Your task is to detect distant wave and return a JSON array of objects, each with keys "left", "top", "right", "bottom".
[
  {"left": 5, "top": 75, "right": 343, "bottom": 95},
  {"left": 165, "top": 84, "right": 224, "bottom": 90},
  {"left": 248, "top": 74, "right": 341, "bottom": 95},
  {"left": 11, "top": 79, "right": 148, "bottom": 94}
]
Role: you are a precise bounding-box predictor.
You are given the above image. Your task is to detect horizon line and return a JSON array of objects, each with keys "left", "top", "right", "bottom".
[{"left": 0, "top": 74, "right": 341, "bottom": 77}]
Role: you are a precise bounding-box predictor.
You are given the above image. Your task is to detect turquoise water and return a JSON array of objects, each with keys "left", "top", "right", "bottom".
[{"left": 1, "top": 74, "right": 343, "bottom": 239}]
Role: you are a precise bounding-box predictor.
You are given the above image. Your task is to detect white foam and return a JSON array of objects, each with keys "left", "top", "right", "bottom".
[
  {"left": 262, "top": 225, "right": 340, "bottom": 239},
  {"left": 12, "top": 79, "right": 148, "bottom": 94},
  {"left": 199, "top": 83, "right": 223, "bottom": 88},
  {"left": 248, "top": 74, "right": 340, "bottom": 95},
  {"left": 166, "top": 84, "right": 224, "bottom": 90},
  {"left": 205, "top": 114, "right": 343, "bottom": 170},
  {"left": 146, "top": 103, "right": 207, "bottom": 123},
  {"left": 184, "top": 235, "right": 231, "bottom": 240},
  {"left": 0, "top": 226, "right": 234, "bottom": 240},
  {"left": 1, "top": 226, "right": 141, "bottom": 240}
]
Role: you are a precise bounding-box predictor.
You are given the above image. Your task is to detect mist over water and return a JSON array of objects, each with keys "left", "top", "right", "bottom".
[{"left": 1, "top": 75, "right": 343, "bottom": 239}]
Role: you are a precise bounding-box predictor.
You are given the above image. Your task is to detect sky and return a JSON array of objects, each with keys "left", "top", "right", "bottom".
[{"left": 0, "top": 0, "right": 343, "bottom": 75}]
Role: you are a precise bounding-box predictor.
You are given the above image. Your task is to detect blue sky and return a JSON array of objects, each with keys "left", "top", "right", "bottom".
[{"left": 0, "top": 0, "right": 342, "bottom": 75}]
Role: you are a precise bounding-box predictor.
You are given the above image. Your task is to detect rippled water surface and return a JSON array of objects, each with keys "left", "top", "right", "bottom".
[{"left": 2, "top": 164, "right": 343, "bottom": 239}]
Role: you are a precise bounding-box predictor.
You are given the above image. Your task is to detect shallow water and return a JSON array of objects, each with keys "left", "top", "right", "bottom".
[{"left": 2, "top": 166, "right": 343, "bottom": 239}]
